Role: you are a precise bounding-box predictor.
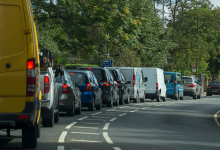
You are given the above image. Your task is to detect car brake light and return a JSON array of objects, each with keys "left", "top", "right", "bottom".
[
  {"left": 70, "top": 73, "right": 74, "bottom": 75},
  {"left": 62, "top": 84, "right": 69, "bottom": 93},
  {"left": 156, "top": 83, "right": 158, "bottom": 90},
  {"left": 175, "top": 80, "right": 177, "bottom": 86},
  {"left": 26, "top": 58, "right": 36, "bottom": 97},
  {"left": 18, "top": 115, "right": 29, "bottom": 120},
  {"left": 44, "top": 76, "right": 50, "bottom": 93},
  {"left": 208, "top": 86, "right": 211, "bottom": 88},
  {"left": 87, "top": 68, "right": 92, "bottom": 69},
  {"left": 85, "top": 83, "right": 92, "bottom": 91},
  {"left": 188, "top": 84, "right": 195, "bottom": 87},
  {"left": 100, "top": 81, "right": 110, "bottom": 86},
  {"left": 133, "top": 75, "right": 136, "bottom": 85}
]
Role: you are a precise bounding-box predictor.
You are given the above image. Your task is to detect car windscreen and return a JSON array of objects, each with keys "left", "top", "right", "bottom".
[
  {"left": 110, "top": 70, "right": 118, "bottom": 80},
  {"left": 70, "top": 73, "right": 88, "bottom": 85},
  {"left": 164, "top": 74, "right": 173, "bottom": 83},
  {"left": 182, "top": 78, "right": 192, "bottom": 82},
  {"left": 208, "top": 82, "right": 220, "bottom": 86}
]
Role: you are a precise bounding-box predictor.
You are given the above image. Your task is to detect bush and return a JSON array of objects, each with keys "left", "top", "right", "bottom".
[{"left": 65, "top": 64, "right": 99, "bottom": 69}]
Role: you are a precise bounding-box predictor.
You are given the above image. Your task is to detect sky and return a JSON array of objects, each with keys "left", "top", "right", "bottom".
[{"left": 210, "top": 0, "right": 220, "bottom": 7}]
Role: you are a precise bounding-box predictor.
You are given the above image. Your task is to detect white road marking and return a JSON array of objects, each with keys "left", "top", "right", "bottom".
[
  {"left": 141, "top": 107, "right": 149, "bottom": 109},
  {"left": 65, "top": 122, "right": 77, "bottom": 129},
  {"left": 71, "top": 132, "right": 100, "bottom": 135},
  {"left": 103, "top": 123, "right": 110, "bottom": 130},
  {"left": 92, "top": 112, "right": 102, "bottom": 115},
  {"left": 120, "top": 106, "right": 128, "bottom": 108},
  {"left": 119, "top": 113, "right": 127, "bottom": 117},
  {"left": 73, "top": 126, "right": 98, "bottom": 129},
  {"left": 130, "top": 110, "right": 138, "bottom": 112},
  {"left": 79, "top": 122, "right": 101, "bottom": 125},
  {"left": 103, "top": 132, "right": 113, "bottom": 144},
  {"left": 214, "top": 110, "right": 220, "bottom": 126},
  {"left": 110, "top": 117, "right": 117, "bottom": 121},
  {"left": 70, "top": 139, "right": 101, "bottom": 143},
  {"left": 57, "top": 146, "right": 64, "bottom": 150},
  {"left": 58, "top": 131, "right": 67, "bottom": 143},
  {"left": 107, "top": 109, "right": 116, "bottom": 111},
  {"left": 78, "top": 116, "right": 88, "bottom": 120},
  {"left": 113, "top": 147, "right": 122, "bottom": 150}
]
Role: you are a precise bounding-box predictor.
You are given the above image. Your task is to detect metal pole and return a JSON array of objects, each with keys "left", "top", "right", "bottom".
[
  {"left": 196, "top": 20, "right": 199, "bottom": 78},
  {"left": 107, "top": 33, "right": 109, "bottom": 59}
]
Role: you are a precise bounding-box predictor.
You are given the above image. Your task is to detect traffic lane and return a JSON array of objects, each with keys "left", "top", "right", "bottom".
[{"left": 108, "top": 96, "right": 220, "bottom": 150}]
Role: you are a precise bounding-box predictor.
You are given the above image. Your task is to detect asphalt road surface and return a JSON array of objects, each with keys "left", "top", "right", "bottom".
[{"left": 1, "top": 95, "right": 220, "bottom": 150}]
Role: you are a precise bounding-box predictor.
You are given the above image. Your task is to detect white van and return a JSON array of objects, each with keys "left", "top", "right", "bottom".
[
  {"left": 109, "top": 67, "right": 147, "bottom": 103},
  {"left": 141, "top": 68, "right": 166, "bottom": 102}
]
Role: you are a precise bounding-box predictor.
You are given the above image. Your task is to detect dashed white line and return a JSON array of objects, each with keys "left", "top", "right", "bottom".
[
  {"left": 119, "top": 113, "right": 127, "bottom": 117},
  {"left": 65, "top": 122, "right": 77, "bottom": 129},
  {"left": 71, "top": 132, "right": 100, "bottom": 135},
  {"left": 70, "top": 139, "right": 101, "bottom": 143},
  {"left": 103, "top": 123, "right": 110, "bottom": 130},
  {"left": 92, "top": 112, "right": 102, "bottom": 115},
  {"left": 130, "top": 110, "right": 138, "bottom": 112},
  {"left": 78, "top": 116, "right": 88, "bottom": 120},
  {"left": 113, "top": 147, "right": 122, "bottom": 150},
  {"left": 214, "top": 110, "right": 220, "bottom": 126},
  {"left": 110, "top": 117, "right": 117, "bottom": 121},
  {"left": 58, "top": 131, "right": 67, "bottom": 143},
  {"left": 57, "top": 146, "right": 64, "bottom": 150},
  {"left": 141, "top": 107, "right": 149, "bottom": 109},
  {"left": 103, "top": 132, "right": 113, "bottom": 144},
  {"left": 107, "top": 109, "right": 116, "bottom": 111},
  {"left": 73, "top": 126, "right": 98, "bottom": 129}
]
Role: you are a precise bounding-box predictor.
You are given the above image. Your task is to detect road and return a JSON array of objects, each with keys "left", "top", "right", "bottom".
[{"left": 1, "top": 96, "right": 220, "bottom": 150}]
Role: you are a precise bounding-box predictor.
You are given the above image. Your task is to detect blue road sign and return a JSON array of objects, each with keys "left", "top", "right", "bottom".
[{"left": 102, "top": 59, "right": 113, "bottom": 67}]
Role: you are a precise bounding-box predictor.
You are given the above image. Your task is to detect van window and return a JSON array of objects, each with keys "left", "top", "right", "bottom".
[
  {"left": 177, "top": 74, "right": 182, "bottom": 84},
  {"left": 165, "top": 74, "right": 173, "bottom": 83},
  {"left": 0, "top": 5, "right": 25, "bottom": 58}
]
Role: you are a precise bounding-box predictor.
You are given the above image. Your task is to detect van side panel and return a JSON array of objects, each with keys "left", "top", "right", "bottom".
[
  {"left": 143, "top": 68, "right": 156, "bottom": 94},
  {"left": 0, "top": 0, "right": 27, "bottom": 113}
]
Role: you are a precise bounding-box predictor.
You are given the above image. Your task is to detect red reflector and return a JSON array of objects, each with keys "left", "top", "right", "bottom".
[
  {"left": 18, "top": 115, "right": 29, "bottom": 120},
  {"left": 156, "top": 83, "right": 158, "bottom": 90},
  {"left": 70, "top": 73, "right": 74, "bottom": 75},
  {"left": 175, "top": 80, "right": 177, "bottom": 86},
  {"left": 62, "top": 84, "right": 69, "bottom": 93},
  {"left": 208, "top": 86, "right": 211, "bottom": 88},
  {"left": 27, "top": 59, "right": 35, "bottom": 69},
  {"left": 133, "top": 75, "right": 136, "bottom": 85},
  {"left": 87, "top": 68, "right": 92, "bottom": 69},
  {"left": 189, "top": 84, "right": 195, "bottom": 87}
]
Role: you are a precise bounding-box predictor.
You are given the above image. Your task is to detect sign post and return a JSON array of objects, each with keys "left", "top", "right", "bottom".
[{"left": 102, "top": 59, "right": 113, "bottom": 67}]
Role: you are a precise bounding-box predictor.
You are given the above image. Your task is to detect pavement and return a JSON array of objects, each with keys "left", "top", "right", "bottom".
[{"left": 1, "top": 95, "right": 220, "bottom": 150}]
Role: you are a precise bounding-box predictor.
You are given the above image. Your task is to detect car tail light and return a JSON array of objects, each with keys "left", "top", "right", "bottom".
[
  {"left": 18, "top": 115, "right": 29, "bottom": 120},
  {"left": 85, "top": 83, "right": 92, "bottom": 91},
  {"left": 44, "top": 76, "right": 50, "bottom": 93},
  {"left": 87, "top": 68, "right": 92, "bottom": 69},
  {"left": 133, "top": 75, "right": 136, "bottom": 85},
  {"left": 189, "top": 84, "right": 195, "bottom": 87},
  {"left": 100, "top": 81, "right": 110, "bottom": 86},
  {"left": 70, "top": 73, "right": 74, "bottom": 75},
  {"left": 208, "top": 86, "right": 211, "bottom": 88},
  {"left": 26, "top": 58, "right": 36, "bottom": 97},
  {"left": 175, "top": 80, "right": 177, "bottom": 86},
  {"left": 156, "top": 83, "right": 158, "bottom": 90},
  {"left": 62, "top": 84, "right": 69, "bottom": 93}
]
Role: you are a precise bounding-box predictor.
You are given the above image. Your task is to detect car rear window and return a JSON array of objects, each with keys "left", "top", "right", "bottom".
[
  {"left": 183, "top": 78, "right": 192, "bottom": 82},
  {"left": 110, "top": 70, "right": 118, "bottom": 80},
  {"left": 78, "top": 68, "right": 107, "bottom": 82},
  {"left": 209, "top": 82, "right": 220, "bottom": 86},
  {"left": 70, "top": 73, "right": 88, "bottom": 85},
  {"left": 165, "top": 74, "right": 173, "bottom": 83}
]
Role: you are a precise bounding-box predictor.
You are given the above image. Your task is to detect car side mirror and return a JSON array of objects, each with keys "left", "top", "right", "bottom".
[
  {"left": 40, "top": 49, "right": 53, "bottom": 67},
  {"left": 125, "top": 81, "right": 131, "bottom": 84},
  {"left": 143, "top": 77, "right": 148, "bottom": 82}
]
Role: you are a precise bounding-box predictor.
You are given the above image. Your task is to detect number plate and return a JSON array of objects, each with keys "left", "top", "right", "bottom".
[
  {"left": 183, "top": 85, "right": 186, "bottom": 87},
  {"left": 212, "top": 90, "right": 218, "bottom": 92}
]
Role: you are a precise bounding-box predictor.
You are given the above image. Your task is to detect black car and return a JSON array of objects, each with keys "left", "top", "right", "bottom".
[
  {"left": 77, "top": 67, "right": 119, "bottom": 107},
  {"left": 106, "top": 68, "right": 130, "bottom": 105},
  {"left": 54, "top": 69, "right": 82, "bottom": 116},
  {"left": 67, "top": 70, "right": 102, "bottom": 111},
  {"left": 207, "top": 81, "right": 220, "bottom": 96}
]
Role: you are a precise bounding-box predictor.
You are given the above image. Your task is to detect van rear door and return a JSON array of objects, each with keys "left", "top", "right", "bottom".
[
  {"left": 0, "top": 0, "right": 28, "bottom": 113},
  {"left": 143, "top": 69, "right": 156, "bottom": 94}
]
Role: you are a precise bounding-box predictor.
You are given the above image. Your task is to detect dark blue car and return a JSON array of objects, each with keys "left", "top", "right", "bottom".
[{"left": 67, "top": 70, "right": 102, "bottom": 111}]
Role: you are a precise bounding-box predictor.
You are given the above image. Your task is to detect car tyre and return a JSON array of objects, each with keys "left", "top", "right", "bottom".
[
  {"left": 54, "top": 100, "right": 59, "bottom": 123},
  {"left": 37, "top": 119, "right": 41, "bottom": 138},
  {"left": 151, "top": 97, "right": 154, "bottom": 100},
  {"left": 75, "top": 101, "right": 82, "bottom": 114},
  {"left": 42, "top": 116, "right": 54, "bottom": 127},
  {"left": 96, "top": 99, "right": 102, "bottom": 110},
  {"left": 197, "top": 91, "right": 201, "bottom": 99},
  {"left": 119, "top": 93, "right": 124, "bottom": 105},
  {"left": 156, "top": 95, "right": 160, "bottom": 102},
  {"left": 107, "top": 97, "right": 113, "bottom": 107},
  {"left": 66, "top": 100, "right": 75, "bottom": 116},
  {"left": 88, "top": 98, "right": 95, "bottom": 111},
  {"left": 140, "top": 94, "right": 145, "bottom": 103},
  {"left": 162, "top": 94, "right": 166, "bottom": 102},
  {"left": 193, "top": 93, "right": 197, "bottom": 99},
  {"left": 22, "top": 121, "right": 37, "bottom": 149}
]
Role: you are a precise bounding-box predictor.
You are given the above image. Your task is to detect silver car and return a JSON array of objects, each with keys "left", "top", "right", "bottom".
[{"left": 182, "top": 76, "right": 201, "bottom": 99}]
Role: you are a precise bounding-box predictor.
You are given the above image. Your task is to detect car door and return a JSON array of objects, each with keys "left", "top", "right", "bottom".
[{"left": 92, "top": 73, "right": 102, "bottom": 104}]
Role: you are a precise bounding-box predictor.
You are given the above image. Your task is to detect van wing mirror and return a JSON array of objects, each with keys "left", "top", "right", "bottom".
[
  {"left": 125, "top": 81, "right": 131, "bottom": 84},
  {"left": 143, "top": 77, "right": 148, "bottom": 82},
  {"left": 40, "top": 49, "right": 53, "bottom": 67}
]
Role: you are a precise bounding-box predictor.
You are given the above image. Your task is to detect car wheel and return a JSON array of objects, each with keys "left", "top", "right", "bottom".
[
  {"left": 107, "top": 97, "right": 113, "bottom": 107},
  {"left": 133, "top": 93, "right": 138, "bottom": 103},
  {"left": 75, "top": 101, "right": 82, "bottom": 114},
  {"left": 151, "top": 97, "right": 154, "bottom": 100},
  {"left": 140, "top": 94, "right": 145, "bottom": 103},
  {"left": 180, "top": 95, "right": 184, "bottom": 100},
  {"left": 66, "top": 100, "right": 75, "bottom": 116},
  {"left": 96, "top": 99, "right": 102, "bottom": 110},
  {"left": 156, "top": 95, "right": 160, "bottom": 102},
  {"left": 37, "top": 117, "right": 41, "bottom": 138},
  {"left": 175, "top": 93, "right": 179, "bottom": 100},
  {"left": 162, "top": 93, "right": 166, "bottom": 102},
  {"left": 54, "top": 99, "right": 59, "bottom": 123},
  {"left": 119, "top": 93, "right": 124, "bottom": 105},
  {"left": 88, "top": 97, "right": 95, "bottom": 111},
  {"left": 193, "top": 93, "right": 197, "bottom": 99},
  {"left": 197, "top": 91, "right": 201, "bottom": 99},
  {"left": 22, "top": 121, "right": 37, "bottom": 149}
]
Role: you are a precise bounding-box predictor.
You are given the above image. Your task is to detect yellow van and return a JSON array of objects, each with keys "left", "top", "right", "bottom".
[{"left": 0, "top": 0, "right": 41, "bottom": 148}]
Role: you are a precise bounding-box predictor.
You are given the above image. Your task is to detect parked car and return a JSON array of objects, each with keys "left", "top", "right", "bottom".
[
  {"left": 164, "top": 72, "right": 184, "bottom": 100},
  {"left": 67, "top": 70, "right": 102, "bottom": 111},
  {"left": 77, "top": 67, "right": 119, "bottom": 107},
  {"left": 0, "top": 0, "right": 41, "bottom": 148},
  {"left": 182, "top": 76, "right": 201, "bottom": 99},
  {"left": 40, "top": 50, "right": 60, "bottom": 127},
  {"left": 55, "top": 69, "right": 81, "bottom": 116},
  {"left": 142, "top": 68, "right": 167, "bottom": 102},
  {"left": 206, "top": 81, "right": 220, "bottom": 96},
  {"left": 111, "top": 67, "right": 147, "bottom": 103},
  {"left": 105, "top": 68, "right": 130, "bottom": 104}
]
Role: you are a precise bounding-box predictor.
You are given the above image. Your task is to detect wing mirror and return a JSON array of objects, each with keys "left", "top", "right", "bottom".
[
  {"left": 40, "top": 49, "right": 53, "bottom": 67},
  {"left": 143, "top": 77, "right": 148, "bottom": 82},
  {"left": 125, "top": 81, "right": 131, "bottom": 84}
]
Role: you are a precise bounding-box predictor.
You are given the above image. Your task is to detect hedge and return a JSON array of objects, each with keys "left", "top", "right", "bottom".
[{"left": 65, "top": 64, "right": 99, "bottom": 69}]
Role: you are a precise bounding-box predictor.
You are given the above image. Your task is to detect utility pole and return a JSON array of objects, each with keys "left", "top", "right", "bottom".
[
  {"left": 196, "top": 20, "right": 199, "bottom": 78},
  {"left": 105, "top": 33, "right": 109, "bottom": 59}
]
